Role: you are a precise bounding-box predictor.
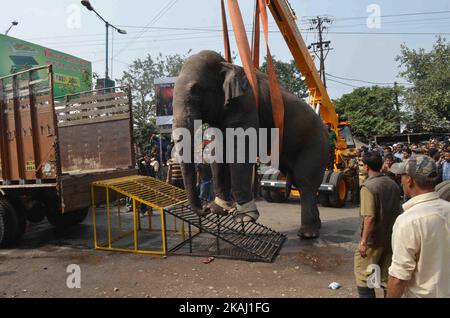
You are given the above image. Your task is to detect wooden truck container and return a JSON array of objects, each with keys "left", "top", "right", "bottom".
[{"left": 0, "top": 65, "right": 136, "bottom": 246}]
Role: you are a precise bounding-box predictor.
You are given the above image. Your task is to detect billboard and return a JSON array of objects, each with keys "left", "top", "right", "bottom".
[
  {"left": 155, "top": 77, "right": 176, "bottom": 128},
  {"left": 0, "top": 34, "right": 92, "bottom": 98}
]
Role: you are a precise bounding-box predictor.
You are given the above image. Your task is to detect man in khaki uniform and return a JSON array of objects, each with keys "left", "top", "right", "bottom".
[
  {"left": 354, "top": 152, "right": 401, "bottom": 298},
  {"left": 342, "top": 153, "right": 359, "bottom": 204}
]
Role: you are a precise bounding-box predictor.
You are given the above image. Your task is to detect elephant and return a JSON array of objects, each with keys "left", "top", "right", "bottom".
[{"left": 172, "top": 50, "right": 329, "bottom": 238}]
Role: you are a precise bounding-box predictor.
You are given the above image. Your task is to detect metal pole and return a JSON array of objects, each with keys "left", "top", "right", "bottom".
[
  {"left": 105, "top": 22, "right": 109, "bottom": 84},
  {"left": 5, "top": 25, "right": 12, "bottom": 35},
  {"left": 317, "top": 17, "right": 327, "bottom": 88}
]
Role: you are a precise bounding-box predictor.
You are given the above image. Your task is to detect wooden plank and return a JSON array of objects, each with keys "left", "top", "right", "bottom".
[
  {"left": 58, "top": 114, "right": 130, "bottom": 127},
  {"left": 57, "top": 105, "right": 129, "bottom": 121},
  {"left": 61, "top": 91, "right": 127, "bottom": 105},
  {"left": 56, "top": 98, "right": 128, "bottom": 113}
]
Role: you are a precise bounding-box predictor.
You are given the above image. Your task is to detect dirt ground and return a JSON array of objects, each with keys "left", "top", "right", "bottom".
[{"left": 0, "top": 199, "right": 382, "bottom": 298}]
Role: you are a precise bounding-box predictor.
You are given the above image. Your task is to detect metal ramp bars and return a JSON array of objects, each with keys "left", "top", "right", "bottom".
[
  {"left": 165, "top": 203, "right": 286, "bottom": 263},
  {"left": 91, "top": 175, "right": 286, "bottom": 262}
]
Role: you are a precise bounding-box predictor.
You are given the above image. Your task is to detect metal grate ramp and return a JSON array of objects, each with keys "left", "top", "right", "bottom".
[
  {"left": 165, "top": 203, "right": 286, "bottom": 263},
  {"left": 92, "top": 175, "right": 286, "bottom": 262}
]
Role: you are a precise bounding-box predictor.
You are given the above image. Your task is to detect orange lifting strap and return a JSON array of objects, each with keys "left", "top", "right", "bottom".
[{"left": 222, "top": 0, "right": 285, "bottom": 151}]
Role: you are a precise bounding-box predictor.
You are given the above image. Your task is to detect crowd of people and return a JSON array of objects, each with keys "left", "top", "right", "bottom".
[{"left": 349, "top": 137, "right": 450, "bottom": 298}]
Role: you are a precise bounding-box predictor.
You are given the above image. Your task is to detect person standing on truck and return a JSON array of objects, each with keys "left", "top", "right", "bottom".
[
  {"left": 326, "top": 123, "right": 337, "bottom": 171},
  {"left": 354, "top": 152, "right": 401, "bottom": 298}
]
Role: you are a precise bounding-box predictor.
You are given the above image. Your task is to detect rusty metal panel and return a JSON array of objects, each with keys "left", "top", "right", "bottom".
[
  {"left": 59, "top": 119, "right": 133, "bottom": 172},
  {"left": 0, "top": 66, "right": 57, "bottom": 184},
  {"left": 56, "top": 86, "right": 134, "bottom": 173},
  {"left": 59, "top": 168, "right": 137, "bottom": 213}
]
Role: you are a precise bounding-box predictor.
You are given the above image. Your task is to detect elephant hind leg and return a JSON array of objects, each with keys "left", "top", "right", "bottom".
[{"left": 291, "top": 151, "right": 326, "bottom": 239}]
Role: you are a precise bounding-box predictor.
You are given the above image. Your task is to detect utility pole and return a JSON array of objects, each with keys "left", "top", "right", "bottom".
[{"left": 307, "top": 16, "right": 334, "bottom": 88}]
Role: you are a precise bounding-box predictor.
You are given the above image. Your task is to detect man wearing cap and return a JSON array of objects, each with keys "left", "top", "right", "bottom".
[
  {"left": 387, "top": 155, "right": 450, "bottom": 298},
  {"left": 354, "top": 152, "right": 401, "bottom": 298}
]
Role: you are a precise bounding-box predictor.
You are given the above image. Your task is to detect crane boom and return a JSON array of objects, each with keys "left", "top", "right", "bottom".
[{"left": 266, "top": 0, "right": 337, "bottom": 129}]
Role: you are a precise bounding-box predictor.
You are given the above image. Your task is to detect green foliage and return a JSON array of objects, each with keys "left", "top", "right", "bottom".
[
  {"left": 260, "top": 56, "right": 308, "bottom": 98},
  {"left": 396, "top": 37, "right": 450, "bottom": 132},
  {"left": 117, "top": 52, "right": 188, "bottom": 153},
  {"left": 334, "top": 86, "right": 403, "bottom": 143}
]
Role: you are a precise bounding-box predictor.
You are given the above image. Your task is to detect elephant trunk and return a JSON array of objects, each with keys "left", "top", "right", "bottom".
[{"left": 172, "top": 93, "right": 204, "bottom": 214}]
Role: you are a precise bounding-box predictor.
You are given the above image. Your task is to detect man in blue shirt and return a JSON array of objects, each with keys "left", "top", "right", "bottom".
[{"left": 442, "top": 149, "right": 450, "bottom": 182}]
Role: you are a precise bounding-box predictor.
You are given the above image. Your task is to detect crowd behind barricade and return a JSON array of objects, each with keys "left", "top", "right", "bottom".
[
  {"left": 133, "top": 133, "right": 214, "bottom": 208},
  {"left": 339, "top": 137, "right": 450, "bottom": 202},
  {"left": 349, "top": 136, "right": 450, "bottom": 299}
]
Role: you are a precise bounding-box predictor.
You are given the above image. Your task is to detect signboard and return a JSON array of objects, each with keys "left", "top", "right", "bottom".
[
  {"left": 155, "top": 77, "right": 176, "bottom": 127},
  {"left": 0, "top": 34, "right": 92, "bottom": 98}
]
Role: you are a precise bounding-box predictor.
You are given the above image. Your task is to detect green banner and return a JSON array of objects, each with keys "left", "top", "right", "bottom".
[{"left": 0, "top": 34, "right": 92, "bottom": 97}]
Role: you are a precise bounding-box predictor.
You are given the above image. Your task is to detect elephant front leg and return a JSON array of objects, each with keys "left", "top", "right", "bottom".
[
  {"left": 230, "top": 163, "right": 260, "bottom": 223},
  {"left": 209, "top": 162, "right": 234, "bottom": 216}
]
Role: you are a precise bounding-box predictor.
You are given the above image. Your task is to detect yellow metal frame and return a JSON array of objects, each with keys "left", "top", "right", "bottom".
[{"left": 92, "top": 175, "right": 189, "bottom": 256}]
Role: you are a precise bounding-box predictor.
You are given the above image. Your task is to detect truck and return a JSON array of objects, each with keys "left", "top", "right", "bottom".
[{"left": 0, "top": 65, "right": 136, "bottom": 247}]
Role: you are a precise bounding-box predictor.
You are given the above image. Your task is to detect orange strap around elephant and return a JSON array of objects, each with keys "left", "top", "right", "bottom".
[
  {"left": 252, "top": 1, "right": 260, "bottom": 70},
  {"left": 221, "top": 0, "right": 232, "bottom": 63},
  {"left": 227, "top": 0, "right": 259, "bottom": 110},
  {"left": 225, "top": 0, "right": 285, "bottom": 150},
  {"left": 258, "top": 0, "right": 285, "bottom": 150}
]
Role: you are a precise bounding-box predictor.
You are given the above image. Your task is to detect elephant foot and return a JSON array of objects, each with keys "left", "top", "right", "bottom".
[
  {"left": 232, "top": 200, "right": 260, "bottom": 224},
  {"left": 209, "top": 197, "right": 234, "bottom": 216},
  {"left": 298, "top": 227, "right": 320, "bottom": 240},
  {"left": 193, "top": 205, "right": 211, "bottom": 217}
]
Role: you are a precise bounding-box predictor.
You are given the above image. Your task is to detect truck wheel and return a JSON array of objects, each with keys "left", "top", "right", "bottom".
[
  {"left": 0, "top": 198, "right": 25, "bottom": 247},
  {"left": 328, "top": 172, "right": 347, "bottom": 208},
  {"left": 261, "top": 188, "right": 274, "bottom": 202},
  {"left": 47, "top": 208, "right": 89, "bottom": 229}
]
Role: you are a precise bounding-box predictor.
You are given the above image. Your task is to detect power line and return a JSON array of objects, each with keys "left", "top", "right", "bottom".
[
  {"left": 335, "top": 9, "right": 450, "bottom": 22},
  {"left": 113, "top": 0, "right": 179, "bottom": 58},
  {"left": 327, "top": 78, "right": 361, "bottom": 88},
  {"left": 326, "top": 73, "right": 412, "bottom": 86}
]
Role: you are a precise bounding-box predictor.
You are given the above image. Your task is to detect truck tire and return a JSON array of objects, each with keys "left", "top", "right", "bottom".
[
  {"left": 328, "top": 172, "right": 347, "bottom": 208},
  {"left": 0, "top": 197, "right": 25, "bottom": 247},
  {"left": 318, "top": 171, "right": 332, "bottom": 207},
  {"left": 261, "top": 188, "right": 274, "bottom": 202},
  {"left": 47, "top": 208, "right": 89, "bottom": 229}
]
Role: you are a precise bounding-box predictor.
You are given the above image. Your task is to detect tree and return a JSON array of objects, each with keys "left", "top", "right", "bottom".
[
  {"left": 334, "top": 86, "right": 403, "bottom": 143},
  {"left": 260, "top": 56, "right": 308, "bottom": 98},
  {"left": 117, "top": 52, "right": 188, "bottom": 153},
  {"left": 397, "top": 37, "right": 450, "bottom": 132}
]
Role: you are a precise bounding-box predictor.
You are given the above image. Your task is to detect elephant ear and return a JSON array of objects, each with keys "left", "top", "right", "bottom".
[{"left": 221, "top": 62, "right": 248, "bottom": 109}]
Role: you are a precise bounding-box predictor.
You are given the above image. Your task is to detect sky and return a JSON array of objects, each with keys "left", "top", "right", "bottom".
[{"left": 1, "top": 0, "right": 449, "bottom": 99}]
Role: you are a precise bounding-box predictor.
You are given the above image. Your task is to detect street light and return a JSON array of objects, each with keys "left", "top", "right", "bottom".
[
  {"left": 80, "top": 0, "right": 127, "bottom": 82},
  {"left": 5, "top": 21, "right": 19, "bottom": 35}
]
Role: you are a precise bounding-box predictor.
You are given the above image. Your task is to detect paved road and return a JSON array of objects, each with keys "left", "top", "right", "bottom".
[{"left": 0, "top": 199, "right": 368, "bottom": 298}]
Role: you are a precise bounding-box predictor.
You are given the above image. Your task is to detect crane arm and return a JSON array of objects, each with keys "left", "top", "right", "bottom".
[{"left": 266, "top": 0, "right": 337, "bottom": 129}]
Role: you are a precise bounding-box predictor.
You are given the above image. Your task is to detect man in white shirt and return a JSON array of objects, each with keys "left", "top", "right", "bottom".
[{"left": 388, "top": 155, "right": 450, "bottom": 298}]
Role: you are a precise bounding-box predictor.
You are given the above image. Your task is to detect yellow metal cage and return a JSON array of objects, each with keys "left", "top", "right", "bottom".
[{"left": 91, "top": 175, "right": 189, "bottom": 256}]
